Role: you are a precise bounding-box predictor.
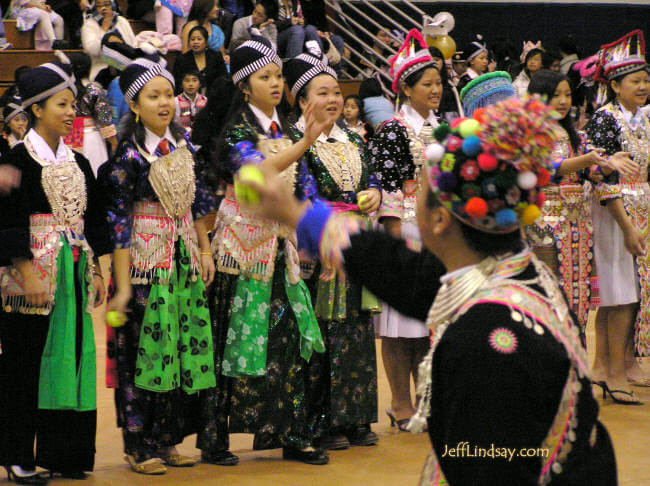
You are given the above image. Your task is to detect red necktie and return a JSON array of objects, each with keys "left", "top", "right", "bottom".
[
  {"left": 157, "top": 139, "right": 170, "bottom": 155},
  {"left": 269, "top": 121, "right": 281, "bottom": 139}
]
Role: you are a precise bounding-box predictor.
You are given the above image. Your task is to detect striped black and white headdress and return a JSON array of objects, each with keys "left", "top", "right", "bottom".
[
  {"left": 230, "top": 36, "right": 282, "bottom": 85},
  {"left": 18, "top": 62, "right": 77, "bottom": 109},
  {"left": 119, "top": 54, "right": 175, "bottom": 102},
  {"left": 284, "top": 42, "right": 337, "bottom": 98},
  {"left": 3, "top": 96, "right": 25, "bottom": 124}
]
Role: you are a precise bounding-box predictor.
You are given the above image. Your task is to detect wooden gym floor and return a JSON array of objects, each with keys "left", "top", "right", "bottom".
[{"left": 15, "top": 292, "right": 650, "bottom": 485}]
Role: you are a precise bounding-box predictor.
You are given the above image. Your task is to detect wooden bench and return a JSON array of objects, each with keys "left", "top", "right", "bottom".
[{"left": 3, "top": 19, "right": 35, "bottom": 49}]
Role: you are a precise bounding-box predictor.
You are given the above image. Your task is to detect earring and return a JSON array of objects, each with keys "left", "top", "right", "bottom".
[
  {"left": 136, "top": 113, "right": 140, "bottom": 123},
  {"left": 244, "top": 93, "right": 249, "bottom": 103}
]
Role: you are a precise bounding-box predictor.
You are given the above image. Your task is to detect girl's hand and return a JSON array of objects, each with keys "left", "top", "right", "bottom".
[
  {"left": 357, "top": 188, "right": 380, "bottom": 214},
  {"left": 93, "top": 274, "right": 106, "bottom": 307},
  {"left": 623, "top": 225, "right": 645, "bottom": 257},
  {"left": 0, "top": 165, "right": 21, "bottom": 194},
  {"left": 319, "top": 265, "right": 336, "bottom": 282},
  {"left": 588, "top": 148, "right": 607, "bottom": 166},
  {"left": 302, "top": 99, "right": 336, "bottom": 145},
  {"left": 24, "top": 274, "right": 48, "bottom": 307},
  {"left": 608, "top": 151, "right": 638, "bottom": 177},
  {"left": 200, "top": 253, "right": 215, "bottom": 287},
  {"left": 107, "top": 286, "right": 132, "bottom": 314}
]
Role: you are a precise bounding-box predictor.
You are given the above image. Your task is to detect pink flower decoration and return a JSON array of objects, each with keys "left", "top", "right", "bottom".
[
  {"left": 489, "top": 328, "right": 518, "bottom": 354},
  {"left": 446, "top": 136, "right": 463, "bottom": 153},
  {"left": 460, "top": 160, "right": 480, "bottom": 181}
]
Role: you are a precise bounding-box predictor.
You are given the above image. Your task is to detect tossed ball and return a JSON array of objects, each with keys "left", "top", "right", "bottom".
[
  {"left": 106, "top": 310, "right": 127, "bottom": 327},
  {"left": 521, "top": 204, "right": 541, "bottom": 225},
  {"left": 358, "top": 194, "right": 369, "bottom": 210},
  {"left": 425, "top": 143, "right": 446, "bottom": 163},
  {"left": 234, "top": 164, "right": 265, "bottom": 205}
]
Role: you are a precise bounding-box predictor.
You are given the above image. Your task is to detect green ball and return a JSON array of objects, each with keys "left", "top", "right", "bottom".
[
  {"left": 106, "top": 310, "right": 127, "bottom": 327},
  {"left": 458, "top": 119, "right": 480, "bottom": 138},
  {"left": 433, "top": 123, "right": 451, "bottom": 142},
  {"left": 234, "top": 164, "right": 265, "bottom": 205}
]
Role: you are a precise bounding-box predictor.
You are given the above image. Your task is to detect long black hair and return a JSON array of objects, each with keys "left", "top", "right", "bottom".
[
  {"left": 187, "top": 0, "right": 215, "bottom": 25},
  {"left": 527, "top": 69, "right": 580, "bottom": 153}
]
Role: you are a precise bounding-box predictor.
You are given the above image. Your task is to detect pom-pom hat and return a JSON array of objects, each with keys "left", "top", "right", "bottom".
[
  {"left": 119, "top": 53, "right": 175, "bottom": 102},
  {"left": 594, "top": 30, "right": 647, "bottom": 83},
  {"left": 230, "top": 35, "right": 282, "bottom": 85},
  {"left": 424, "top": 96, "right": 561, "bottom": 234},
  {"left": 284, "top": 41, "right": 337, "bottom": 98},
  {"left": 389, "top": 29, "right": 436, "bottom": 94},
  {"left": 18, "top": 62, "right": 77, "bottom": 109},
  {"left": 460, "top": 71, "right": 515, "bottom": 116}
]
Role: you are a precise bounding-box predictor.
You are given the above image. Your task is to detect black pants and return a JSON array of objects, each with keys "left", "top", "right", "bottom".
[{"left": 49, "top": 0, "right": 83, "bottom": 47}]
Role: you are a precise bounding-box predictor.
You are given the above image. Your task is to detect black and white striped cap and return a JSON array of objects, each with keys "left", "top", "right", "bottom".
[
  {"left": 284, "top": 52, "right": 337, "bottom": 99},
  {"left": 119, "top": 54, "right": 175, "bottom": 102},
  {"left": 230, "top": 36, "right": 282, "bottom": 85}
]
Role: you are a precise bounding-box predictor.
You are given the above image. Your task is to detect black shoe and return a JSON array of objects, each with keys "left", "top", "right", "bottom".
[
  {"left": 282, "top": 447, "right": 329, "bottom": 465},
  {"left": 51, "top": 40, "right": 70, "bottom": 50},
  {"left": 317, "top": 434, "right": 350, "bottom": 450},
  {"left": 346, "top": 425, "right": 378, "bottom": 446},
  {"left": 49, "top": 471, "right": 88, "bottom": 480},
  {"left": 201, "top": 450, "right": 239, "bottom": 466},
  {"left": 3, "top": 467, "right": 47, "bottom": 485}
]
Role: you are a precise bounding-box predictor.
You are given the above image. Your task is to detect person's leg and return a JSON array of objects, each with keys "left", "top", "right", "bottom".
[
  {"left": 154, "top": 4, "right": 173, "bottom": 36},
  {"left": 381, "top": 337, "right": 415, "bottom": 422},
  {"left": 606, "top": 303, "right": 640, "bottom": 402},
  {"left": 624, "top": 309, "right": 650, "bottom": 384},
  {"left": 49, "top": 10, "right": 64, "bottom": 39},
  {"left": 284, "top": 25, "right": 305, "bottom": 58},
  {"left": 592, "top": 307, "right": 609, "bottom": 382},
  {"left": 302, "top": 24, "right": 322, "bottom": 50},
  {"left": 329, "top": 34, "right": 344, "bottom": 56},
  {"left": 174, "top": 15, "right": 186, "bottom": 36},
  {"left": 33, "top": 8, "right": 56, "bottom": 49}
]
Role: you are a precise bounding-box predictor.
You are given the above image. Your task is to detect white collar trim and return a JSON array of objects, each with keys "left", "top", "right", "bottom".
[
  {"left": 400, "top": 104, "right": 438, "bottom": 136},
  {"left": 25, "top": 129, "right": 69, "bottom": 165},
  {"left": 144, "top": 126, "right": 176, "bottom": 155},
  {"left": 248, "top": 103, "right": 281, "bottom": 135}
]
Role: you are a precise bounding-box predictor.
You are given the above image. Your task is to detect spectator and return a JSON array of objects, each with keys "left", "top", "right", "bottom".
[
  {"left": 0, "top": 66, "right": 30, "bottom": 110},
  {"left": 358, "top": 74, "right": 394, "bottom": 130},
  {"left": 301, "top": 0, "right": 343, "bottom": 66},
  {"left": 338, "top": 94, "right": 371, "bottom": 139},
  {"left": 8, "top": 0, "right": 66, "bottom": 50},
  {"left": 181, "top": 0, "right": 229, "bottom": 63},
  {"left": 174, "top": 25, "right": 228, "bottom": 93},
  {"left": 174, "top": 69, "right": 207, "bottom": 132},
  {"left": 81, "top": 0, "right": 137, "bottom": 83},
  {"left": 543, "top": 49, "right": 562, "bottom": 72},
  {"left": 512, "top": 42, "right": 544, "bottom": 97},
  {"left": 275, "top": 0, "right": 319, "bottom": 59},
  {"left": 449, "top": 51, "right": 466, "bottom": 86},
  {"left": 48, "top": 0, "right": 89, "bottom": 47},
  {"left": 1, "top": 96, "right": 28, "bottom": 152},
  {"left": 559, "top": 34, "right": 580, "bottom": 75},
  {"left": 214, "top": 1, "right": 234, "bottom": 47},
  {"left": 429, "top": 46, "right": 463, "bottom": 123},
  {"left": 229, "top": 0, "right": 277, "bottom": 51},
  {"left": 361, "top": 27, "right": 398, "bottom": 75},
  {"left": 456, "top": 35, "right": 489, "bottom": 92},
  {"left": 155, "top": 0, "right": 192, "bottom": 35}
]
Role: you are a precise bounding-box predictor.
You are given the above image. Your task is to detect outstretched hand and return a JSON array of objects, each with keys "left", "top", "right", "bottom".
[
  {"left": 302, "top": 98, "right": 338, "bottom": 145},
  {"left": 608, "top": 151, "right": 638, "bottom": 178}
]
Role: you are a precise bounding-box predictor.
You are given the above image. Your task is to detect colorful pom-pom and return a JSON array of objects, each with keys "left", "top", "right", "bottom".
[
  {"left": 462, "top": 136, "right": 482, "bottom": 157},
  {"left": 437, "top": 171, "right": 457, "bottom": 192},
  {"left": 460, "top": 160, "right": 480, "bottom": 181},
  {"left": 521, "top": 204, "right": 541, "bottom": 225},
  {"left": 536, "top": 191, "right": 546, "bottom": 206},
  {"left": 441, "top": 153, "right": 456, "bottom": 172},
  {"left": 517, "top": 171, "right": 538, "bottom": 190},
  {"left": 446, "top": 136, "right": 463, "bottom": 153},
  {"left": 461, "top": 183, "right": 481, "bottom": 200},
  {"left": 477, "top": 153, "right": 498, "bottom": 171},
  {"left": 425, "top": 143, "right": 446, "bottom": 163},
  {"left": 465, "top": 197, "right": 488, "bottom": 219},
  {"left": 459, "top": 119, "right": 480, "bottom": 138},
  {"left": 495, "top": 168, "right": 517, "bottom": 189},
  {"left": 495, "top": 208, "right": 517, "bottom": 228},
  {"left": 472, "top": 107, "right": 486, "bottom": 123},
  {"left": 536, "top": 168, "right": 551, "bottom": 187},
  {"left": 450, "top": 117, "right": 467, "bottom": 130},
  {"left": 481, "top": 178, "right": 499, "bottom": 199},
  {"left": 433, "top": 124, "right": 451, "bottom": 142}
]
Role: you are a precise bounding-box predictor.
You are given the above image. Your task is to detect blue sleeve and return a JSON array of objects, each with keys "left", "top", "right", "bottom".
[{"left": 296, "top": 199, "right": 333, "bottom": 256}]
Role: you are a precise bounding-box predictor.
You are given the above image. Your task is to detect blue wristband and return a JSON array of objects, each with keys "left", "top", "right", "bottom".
[{"left": 296, "top": 199, "right": 333, "bottom": 257}]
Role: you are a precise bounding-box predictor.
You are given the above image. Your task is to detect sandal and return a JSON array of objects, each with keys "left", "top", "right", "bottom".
[
  {"left": 386, "top": 409, "right": 410, "bottom": 432},
  {"left": 158, "top": 450, "right": 196, "bottom": 467},
  {"left": 606, "top": 388, "right": 643, "bottom": 405},
  {"left": 627, "top": 375, "right": 650, "bottom": 387},
  {"left": 124, "top": 456, "right": 167, "bottom": 475}
]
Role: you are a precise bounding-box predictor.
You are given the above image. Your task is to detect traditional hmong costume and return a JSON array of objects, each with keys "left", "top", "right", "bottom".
[
  {"left": 585, "top": 30, "right": 650, "bottom": 357},
  {"left": 284, "top": 51, "right": 380, "bottom": 444},
  {"left": 294, "top": 96, "right": 617, "bottom": 485},
  {"left": 1, "top": 97, "right": 26, "bottom": 151},
  {"left": 458, "top": 71, "right": 514, "bottom": 117},
  {"left": 527, "top": 129, "right": 597, "bottom": 328},
  {"left": 0, "top": 62, "right": 111, "bottom": 474},
  {"left": 100, "top": 55, "right": 218, "bottom": 463},
  {"left": 197, "top": 38, "right": 326, "bottom": 464},
  {"left": 455, "top": 35, "right": 488, "bottom": 93},
  {"left": 369, "top": 29, "right": 438, "bottom": 339}
]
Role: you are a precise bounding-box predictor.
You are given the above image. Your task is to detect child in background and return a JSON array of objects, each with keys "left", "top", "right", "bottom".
[
  {"left": 174, "top": 70, "right": 207, "bottom": 133},
  {"left": 339, "top": 94, "right": 368, "bottom": 139},
  {"left": 2, "top": 97, "right": 28, "bottom": 150}
]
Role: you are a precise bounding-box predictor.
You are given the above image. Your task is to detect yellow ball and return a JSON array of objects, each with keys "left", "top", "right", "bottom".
[
  {"left": 106, "top": 310, "right": 127, "bottom": 327},
  {"left": 458, "top": 119, "right": 480, "bottom": 138},
  {"left": 358, "top": 194, "right": 369, "bottom": 210},
  {"left": 521, "top": 204, "right": 541, "bottom": 225},
  {"left": 234, "top": 164, "right": 265, "bottom": 205}
]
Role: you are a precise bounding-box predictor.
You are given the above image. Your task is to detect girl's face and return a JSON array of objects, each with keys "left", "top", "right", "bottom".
[
  {"left": 377, "top": 30, "right": 391, "bottom": 46},
  {"left": 526, "top": 53, "right": 543, "bottom": 75},
  {"left": 404, "top": 67, "right": 442, "bottom": 113},
  {"left": 550, "top": 80, "right": 572, "bottom": 120},
  {"left": 431, "top": 56, "right": 444, "bottom": 71},
  {"left": 245, "top": 63, "right": 284, "bottom": 112},
  {"left": 469, "top": 51, "right": 489, "bottom": 74},
  {"left": 300, "top": 74, "right": 343, "bottom": 124},
  {"left": 8, "top": 113, "right": 28, "bottom": 139},
  {"left": 96, "top": 0, "right": 113, "bottom": 18},
  {"left": 189, "top": 31, "right": 207, "bottom": 52},
  {"left": 32, "top": 89, "right": 76, "bottom": 139},
  {"left": 251, "top": 3, "right": 267, "bottom": 25},
  {"left": 612, "top": 70, "right": 649, "bottom": 111},
  {"left": 129, "top": 76, "right": 175, "bottom": 137},
  {"left": 209, "top": 0, "right": 218, "bottom": 20},
  {"left": 343, "top": 98, "right": 360, "bottom": 122}
]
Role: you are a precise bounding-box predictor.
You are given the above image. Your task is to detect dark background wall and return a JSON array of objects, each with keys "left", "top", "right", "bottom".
[{"left": 347, "top": 2, "right": 650, "bottom": 57}]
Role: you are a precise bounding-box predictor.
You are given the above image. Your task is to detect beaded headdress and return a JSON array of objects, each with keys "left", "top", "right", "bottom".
[
  {"left": 389, "top": 29, "right": 436, "bottom": 94},
  {"left": 424, "top": 96, "right": 561, "bottom": 234},
  {"left": 594, "top": 30, "right": 647, "bottom": 83},
  {"left": 465, "top": 34, "right": 487, "bottom": 62},
  {"left": 459, "top": 71, "right": 514, "bottom": 116},
  {"left": 520, "top": 40, "right": 543, "bottom": 63}
]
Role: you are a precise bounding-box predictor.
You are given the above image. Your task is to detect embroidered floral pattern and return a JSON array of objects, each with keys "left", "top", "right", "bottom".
[{"left": 488, "top": 327, "right": 518, "bottom": 354}]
